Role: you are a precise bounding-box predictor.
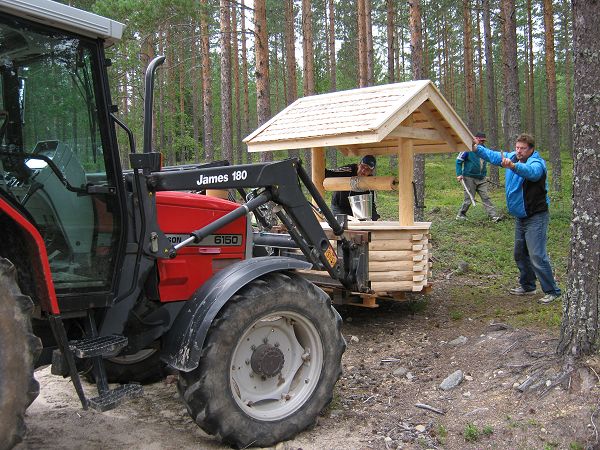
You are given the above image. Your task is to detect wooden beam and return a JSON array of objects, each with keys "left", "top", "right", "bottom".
[
  {"left": 417, "top": 101, "right": 458, "bottom": 152},
  {"left": 246, "top": 131, "right": 380, "bottom": 153},
  {"left": 311, "top": 147, "right": 326, "bottom": 199},
  {"left": 412, "top": 143, "right": 455, "bottom": 154},
  {"left": 323, "top": 176, "right": 398, "bottom": 192},
  {"left": 369, "top": 261, "right": 425, "bottom": 271},
  {"left": 388, "top": 126, "right": 445, "bottom": 141},
  {"left": 397, "top": 138, "right": 415, "bottom": 226}
]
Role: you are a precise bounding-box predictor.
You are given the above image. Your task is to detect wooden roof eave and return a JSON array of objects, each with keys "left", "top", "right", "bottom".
[{"left": 245, "top": 130, "right": 381, "bottom": 153}]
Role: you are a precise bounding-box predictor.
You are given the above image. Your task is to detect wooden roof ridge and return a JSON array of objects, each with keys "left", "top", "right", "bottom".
[{"left": 244, "top": 80, "right": 472, "bottom": 153}]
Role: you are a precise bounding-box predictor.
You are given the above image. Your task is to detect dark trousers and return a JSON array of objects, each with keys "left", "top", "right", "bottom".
[{"left": 514, "top": 210, "right": 561, "bottom": 295}]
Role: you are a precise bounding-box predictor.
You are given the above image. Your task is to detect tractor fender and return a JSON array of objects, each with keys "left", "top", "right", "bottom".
[{"left": 161, "top": 256, "right": 312, "bottom": 371}]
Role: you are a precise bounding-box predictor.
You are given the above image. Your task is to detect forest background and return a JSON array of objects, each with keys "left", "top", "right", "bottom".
[
  {"left": 65, "top": 0, "right": 573, "bottom": 191},
  {"left": 60, "top": 0, "right": 600, "bottom": 360}
]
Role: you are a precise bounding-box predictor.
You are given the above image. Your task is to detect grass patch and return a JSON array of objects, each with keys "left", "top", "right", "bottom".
[
  {"left": 543, "top": 443, "right": 559, "bottom": 450},
  {"left": 511, "top": 303, "right": 563, "bottom": 329},
  {"left": 463, "top": 423, "right": 480, "bottom": 442},
  {"left": 436, "top": 424, "right": 448, "bottom": 445},
  {"left": 450, "top": 310, "right": 464, "bottom": 321}
]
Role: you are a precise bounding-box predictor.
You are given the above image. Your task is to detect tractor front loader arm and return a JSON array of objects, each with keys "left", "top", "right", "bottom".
[{"left": 147, "top": 158, "right": 365, "bottom": 292}]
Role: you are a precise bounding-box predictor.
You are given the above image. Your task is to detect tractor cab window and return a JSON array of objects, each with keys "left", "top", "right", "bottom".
[{"left": 0, "top": 15, "right": 120, "bottom": 296}]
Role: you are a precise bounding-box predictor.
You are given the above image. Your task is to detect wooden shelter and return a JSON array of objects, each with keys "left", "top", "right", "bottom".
[{"left": 244, "top": 81, "right": 473, "bottom": 303}]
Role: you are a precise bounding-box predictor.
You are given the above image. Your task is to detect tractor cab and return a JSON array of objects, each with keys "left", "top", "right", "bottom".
[{"left": 0, "top": 12, "right": 124, "bottom": 302}]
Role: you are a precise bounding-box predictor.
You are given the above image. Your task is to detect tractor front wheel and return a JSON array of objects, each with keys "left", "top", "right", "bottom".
[
  {"left": 178, "top": 271, "right": 345, "bottom": 448},
  {"left": 0, "top": 258, "right": 41, "bottom": 450}
]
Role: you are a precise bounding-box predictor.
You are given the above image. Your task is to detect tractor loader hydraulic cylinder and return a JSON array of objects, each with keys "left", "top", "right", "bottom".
[
  {"left": 174, "top": 191, "right": 273, "bottom": 250},
  {"left": 252, "top": 232, "right": 299, "bottom": 249}
]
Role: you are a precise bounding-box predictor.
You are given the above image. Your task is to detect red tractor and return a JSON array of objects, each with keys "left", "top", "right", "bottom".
[{"left": 0, "top": 1, "right": 372, "bottom": 448}]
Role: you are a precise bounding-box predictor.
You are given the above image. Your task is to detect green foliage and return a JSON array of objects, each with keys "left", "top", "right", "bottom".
[
  {"left": 543, "top": 444, "right": 559, "bottom": 450},
  {"left": 436, "top": 424, "right": 448, "bottom": 445},
  {"left": 482, "top": 425, "right": 493, "bottom": 436},
  {"left": 463, "top": 423, "right": 480, "bottom": 442},
  {"left": 450, "top": 310, "right": 464, "bottom": 321}
]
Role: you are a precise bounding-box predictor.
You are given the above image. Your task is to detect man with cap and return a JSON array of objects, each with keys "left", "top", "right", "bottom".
[
  {"left": 455, "top": 132, "right": 501, "bottom": 222},
  {"left": 325, "top": 155, "right": 380, "bottom": 221}
]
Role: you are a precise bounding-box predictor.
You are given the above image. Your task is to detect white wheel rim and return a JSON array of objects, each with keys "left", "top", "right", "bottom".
[
  {"left": 108, "top": 348, "right": 157, "bottom": 365},
  {"left": 230, "top": 310, "right": 323, "bottom": 421}
]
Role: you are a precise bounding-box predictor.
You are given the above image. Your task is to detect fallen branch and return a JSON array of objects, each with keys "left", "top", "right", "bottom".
[
  {"left": 501, "top": 341, "right": 519, "bottom": 355},
  {"left": 414, "top": 403, "right": 445, "bottom": 415},
  {"left": 591, "top": 405, "right": 599, "bottom": 445}
]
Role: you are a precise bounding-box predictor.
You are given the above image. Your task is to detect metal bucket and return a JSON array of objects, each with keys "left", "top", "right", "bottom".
[{"left": 348, "top": 194, "right": 372, "bottom": 220}]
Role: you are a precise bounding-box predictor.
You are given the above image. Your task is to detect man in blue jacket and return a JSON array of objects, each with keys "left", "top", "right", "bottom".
[
  {"left": 472, "top": 133, "right": 561, "bottom": 304},
  {"left": 456, "top": 132, "right": 500, "bottom": 221}
]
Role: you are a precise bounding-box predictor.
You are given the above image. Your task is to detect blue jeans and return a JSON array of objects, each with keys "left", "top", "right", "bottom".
[{"left": 514, "top": 210, "right": 561, "bottom": 295}]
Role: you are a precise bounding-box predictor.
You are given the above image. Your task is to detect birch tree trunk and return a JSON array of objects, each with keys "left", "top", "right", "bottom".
[
  {"left": 542, "top": 0, "right": 561, "bottom": 191},
  {"left": 558, "top": 0, "right": 600, "bottom": 359}
]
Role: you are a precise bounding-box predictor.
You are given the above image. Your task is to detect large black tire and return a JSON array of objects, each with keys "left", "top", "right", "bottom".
[
  {"left": 178, "top": 271, "right": 346, "bottom": 448},
  {"left": 0, "top": 258, "right": 41, "bottom": 450}
]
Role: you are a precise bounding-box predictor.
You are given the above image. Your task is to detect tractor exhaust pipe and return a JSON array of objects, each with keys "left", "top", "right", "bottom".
[{"left": 143, "top": 55, "right": 166, "bottom": 154}]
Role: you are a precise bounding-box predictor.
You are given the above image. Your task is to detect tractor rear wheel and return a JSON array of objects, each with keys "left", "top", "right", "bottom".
[
  {"left": 178, "top": 271, "right": 345, "bottom": 448},
  {"left": 0, "top": 258, "right": 41, "bottom": 450}
]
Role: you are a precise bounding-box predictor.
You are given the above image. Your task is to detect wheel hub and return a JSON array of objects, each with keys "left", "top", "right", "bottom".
[{"left": 250, "top": 344, "right": 284, "bottom": 378}]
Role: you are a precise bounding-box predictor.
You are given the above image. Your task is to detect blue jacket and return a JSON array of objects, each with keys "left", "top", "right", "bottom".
[
  {"left": 456, "top": 151, "right": 487, "bottom": 179},
  {"left": 474, "top": 145, "right": 549, "bottom": 219}
]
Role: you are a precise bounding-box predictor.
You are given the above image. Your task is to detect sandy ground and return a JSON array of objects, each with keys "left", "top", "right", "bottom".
[{"left": 16, "top": 281, "right": 599, "bottom": 450}]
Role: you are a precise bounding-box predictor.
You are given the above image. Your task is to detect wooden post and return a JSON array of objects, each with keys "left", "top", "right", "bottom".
[
  {"left": 397, "top": 138, "right": 415, "bottom": 225},
  {"left": 311, "top": 147, "right": 326, "bottom": 199},
  {"left": 206, "top": 189, "right": 229, "bottom": 199}
]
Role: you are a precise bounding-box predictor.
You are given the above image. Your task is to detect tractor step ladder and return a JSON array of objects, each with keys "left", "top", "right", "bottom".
[
  {"left": 69, "top": 334, "right": 128, "bottom": 358},
  {"left": 49, "top": 314, "right": 143, "bottom": 412},
  {"left": 87, "top": 383, "right": 143, "bottom": 412}
]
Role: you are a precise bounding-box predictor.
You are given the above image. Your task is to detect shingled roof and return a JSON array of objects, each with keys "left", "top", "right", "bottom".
[{"left": 244, "top": 80, "right": 473, "bottom": 155}]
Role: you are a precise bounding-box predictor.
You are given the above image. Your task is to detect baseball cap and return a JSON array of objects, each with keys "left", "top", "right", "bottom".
[
  {"left": 360, "top": 155, "right": 376, "bottom": 169},
  {"left": 475, "top": 132, "right": 487, "bottom": 139}
]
